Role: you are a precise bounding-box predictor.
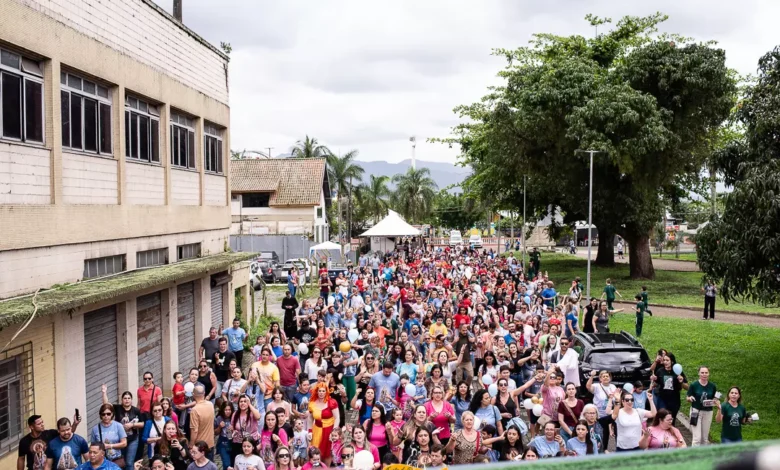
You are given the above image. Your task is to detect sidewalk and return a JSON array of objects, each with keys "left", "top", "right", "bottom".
[
  {"left": 612, "top": 301, "right": 780, "bottom": 328},
  {"left": 573, "top": 251, "right": 699, "bottom": 272}
]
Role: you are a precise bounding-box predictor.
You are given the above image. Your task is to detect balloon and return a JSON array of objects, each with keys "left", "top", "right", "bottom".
[
  {"left": 298, "top": 343, "right": 309, "bottom": 355},
  {"left": 339, "top": 342, "right": 351, "bottom": 353},
  {"left": 488, "top": 383, "right": 498, "bottom": 397},
  {"left": 482, "top": 375, "right": 493, "bottom": 385},
  {"left": 405, "top": 384, "right": 416, "bottom": 397},
  {"left": 353, "top": 450, "right": 374, "bottom": 470},
  {"left": 532, "top": 404, "right": 543, "bottom": 417},
  {"left": 623, "top": 383, "right": 635, "bottom": 394},
  {"left": 672, "top": 364, "right": 683, "bottom": 375},
  {"left": 523, "top": 398, "right": 533, "bottom": 410},
  {"left": 364, "top": 305, "right": 371, "bottom": 312},
  {"left": 348, "top": 329, "right": 360, "bottom": 342},
  {"left": 473, "top": 416, "right": 481, "bottom": 430},
  {"left": 184, "top": 382, "right": 194, "bottom": 393}
]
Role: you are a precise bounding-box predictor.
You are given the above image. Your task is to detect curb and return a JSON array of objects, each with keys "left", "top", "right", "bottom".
[{"left": 612, "top": 301, "right": 779, "bottom": 319}]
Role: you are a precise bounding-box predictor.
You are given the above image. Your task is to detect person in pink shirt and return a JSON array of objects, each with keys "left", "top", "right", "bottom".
[
  {"left": 349, "top": 426, "right": 380, "bottom": 469},
  {"left": 425, "top": 386, "right": 455, "bottom": 444},
  {"left": 541, "top": 369, "right": 565, "bottom": 427},
  {"left": 640, "top": 409, "right": 687, "bottom": 449}
]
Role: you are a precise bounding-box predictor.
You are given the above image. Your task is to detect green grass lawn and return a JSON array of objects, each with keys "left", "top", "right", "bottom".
[
  {"left": 608, "top": 314, "right": 779, "bottom": 443},
  {"left": 651, "top": 252, "right": 698, "bottom": 262},
  {"left": 537, "top": 253, "right": 780, "bottom": 315}
]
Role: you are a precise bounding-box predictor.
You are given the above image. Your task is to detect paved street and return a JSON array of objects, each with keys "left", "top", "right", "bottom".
[{"left": 573, "top": 251, "right": 700, "bottom": 272}]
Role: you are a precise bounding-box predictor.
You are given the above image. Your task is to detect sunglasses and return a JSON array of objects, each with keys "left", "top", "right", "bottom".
[
  {"left": 143, "top": 377, "right": 153, "bottom": 381},
  {"left": 199, "top": 365, "right": 208, "bottom": 368},
  {"left": 278, "top": 454, "right": 290, "bottom": 459},
  {"left": 623, "top": 398, "right": 634, "bottom": 402},
  {"left": 342, "top": 453, "right": 353, "bottom": 458},
  {"left": 100, "top": 412, "right": 113, "bottom": 417}
]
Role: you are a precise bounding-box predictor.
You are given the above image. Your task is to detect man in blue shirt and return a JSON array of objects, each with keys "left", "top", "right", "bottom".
[
  {"left": 530, "top": 422, "right": 565, "bottom": 458},
  {"left": 403, "top": 310, "right": 422, "bottom": 334},
  {"left": 77, "top": 442, "right": 121, "bottom": 470},
  {"left": 45, "top": 418, "right": 89, "bottom": 470},
  {"left": 324, "top": 306, "right": 342, "bottom": 329},
  {"left": 541, "top": 282, "right": 557, "bottom": 308},
  {"left": 222, "top": 318, "right": 247, "bottom": 367},
  {"left": 369, "top": 362, "right": 401, "bottom": 411}
]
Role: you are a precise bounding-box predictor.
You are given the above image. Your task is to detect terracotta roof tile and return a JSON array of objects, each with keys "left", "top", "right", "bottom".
[{"left": 230, "top": 158, "right": 327, "bottom": 206}]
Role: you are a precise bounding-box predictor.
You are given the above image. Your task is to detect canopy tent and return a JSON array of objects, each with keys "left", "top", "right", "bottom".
[
  {"left": 309, "top": 241, "right": 342, "bottom": 252},
  {"left": 360, "top": 210, "right": 421, "bottom": 237}
]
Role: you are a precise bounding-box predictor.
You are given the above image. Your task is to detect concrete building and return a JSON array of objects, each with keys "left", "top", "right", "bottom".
[
  {"left": 230, "top": 158, "right": 332, "bottom": 242},
  {"left": 0, "top": 0, "right": 253, "bottom": 463}
]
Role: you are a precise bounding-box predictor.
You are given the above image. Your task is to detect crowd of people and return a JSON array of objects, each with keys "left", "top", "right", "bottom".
[{"left": 19, "top": 243, "right": 752, "bottom": 470}]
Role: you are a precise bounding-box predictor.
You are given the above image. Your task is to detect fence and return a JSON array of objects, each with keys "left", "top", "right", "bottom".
[{"left": 230, "top": 235, "right": 312, "bottom": 261}]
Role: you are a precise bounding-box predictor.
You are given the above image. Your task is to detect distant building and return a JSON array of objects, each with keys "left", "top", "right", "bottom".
[
  {"left": 0, "top": 0, "right": 252, "bottom": 460},
  {"left": 231, "top": 158, "right": 331, "bottom": 242}
]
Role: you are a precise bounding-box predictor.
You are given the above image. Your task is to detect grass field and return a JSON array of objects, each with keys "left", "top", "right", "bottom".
[
  {"left": 536, "top": 253, "right": 780, "bottom": 315},
  {"left": 607, "top": 314, "right": 779, "bottom": 443},
  {"left": 651, "top": 252, "right": 698, "bottom": 262}
]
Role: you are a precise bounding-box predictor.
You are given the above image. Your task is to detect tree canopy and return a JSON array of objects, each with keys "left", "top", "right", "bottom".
[
  {"left": 697, "top": 47, "right": 780, "bottom": 307},
  {"left": 451, "top": 13, "right": 736, "bottom": 278}
]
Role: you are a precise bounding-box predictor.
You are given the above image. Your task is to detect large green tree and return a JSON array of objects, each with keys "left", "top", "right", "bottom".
[
  {"left": 391, "top": 167, "right": 438, "bottom": 224},
  {"left": 359, "top": 175, "right": 392, "bottom": 223},
  {"left": 697, "top": 47, "right": 780, "bottom": 306},
  {"left": 433, "top": 191, "right": 482, "bottom": 232},
  {"left": 452, "top": 14, "right": 736, "bottom": 278},
  {"left": 291, "top": 135, "right": 331, "bottom": 158},
  {"left": 326, "top": 150, "right": 364, "bottom": 244}
]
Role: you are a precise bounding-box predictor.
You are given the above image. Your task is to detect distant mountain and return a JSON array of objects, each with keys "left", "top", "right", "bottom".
[{"left": 356, "top": 159, "right": 470, "bottom": 193}]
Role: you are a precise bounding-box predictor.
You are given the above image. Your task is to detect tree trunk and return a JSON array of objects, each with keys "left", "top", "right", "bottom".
[
  {"left": 594, "top": 224, "right": 615, "bottom": 267},
  {"left": 626, "top": 233, "right": 655, "bottom": 279}
]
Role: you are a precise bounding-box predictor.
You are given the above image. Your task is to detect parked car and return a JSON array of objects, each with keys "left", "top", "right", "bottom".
[
  {"left": 449, "top": 230, "right": 463, "bottom": 246},
  {"left": 573, "top": 331, "right": 653, "bottom": 398},
  {"left": 250, "top": 261, "right": 277, "bottom": 290},
  {"left": 255, "top": 251, "right": 279, "bottom": 265},
  {"left": 279, "top": 259, "right": 308, "bottom": 285},
  {"left": 469, "top": 234, "right": 483, "bottom": 248}
]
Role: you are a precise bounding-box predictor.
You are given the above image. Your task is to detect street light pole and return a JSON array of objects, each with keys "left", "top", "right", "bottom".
[
  {"left": 575, "top": 149, "right": 603, "bottom": 299},
  {"left": 522, "top": 175, "right": 526, "bottom": 271}
]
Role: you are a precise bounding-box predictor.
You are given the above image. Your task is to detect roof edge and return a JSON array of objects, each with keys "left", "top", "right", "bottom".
[{"left": 139, "top": 0, "right": 229, "bottom": 61}]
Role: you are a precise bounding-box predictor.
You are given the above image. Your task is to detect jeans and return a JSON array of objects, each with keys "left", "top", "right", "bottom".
[
  {"left": 288, "top": 283, "right": 296, "bottom": 298},
  {"left": 320, "top": 291, "right": 329, "bottom": 305},
  {"left": 281, "top": 384, "right": 298, "bottom": 403},
  {"left": 123, "top": 438, "right": 140, "bottom": 467},
  {"left": 217, "top": 435, "right": 232, "bottom": 468},
  {"left": 691, "top": 409, "right": 714, "bottom": 446},
  {"left": 721, "top": 438, "right": 742, "bottom": 444}
]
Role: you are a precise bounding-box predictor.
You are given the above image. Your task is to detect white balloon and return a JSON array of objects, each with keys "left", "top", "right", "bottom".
[
  {"left": 623, "top": 383, "right": 635, "bottom": 394},
  {"left": 473, "top": 416, "right": 482, "bottom": 430},
  {"left": 488, "top": 383, "right": 498, "bottom": 397},
  {"left": 348, "top": 329, "right": 360, "bottom": 342},
  {"left": 482, "top": 375, "right": 493, "bottom": 385},
  {"left": 405, "top": 384, "right": 416, "bottom": 397},
  {"left": 523, "top": 399, "right": 533, "bottom": 410},
  {"left": 532, "top": 404, "right": 543, "bottom": 417},
  {"left": 672, "top": 364, "right": 683, "bottom": 375},
  {"left": 298, "top": 343, "right": 309, "bottom": 355},
  {"left": 184, "top": 382, "right": 194, "bottom": 393},
  {"left": 353, "top": 450, "right": 374, "bottom": 470}
]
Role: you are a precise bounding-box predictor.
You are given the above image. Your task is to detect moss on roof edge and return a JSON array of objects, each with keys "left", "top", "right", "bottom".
[{"left": 0, "top": 252, "right": 255, "bottom": 328}]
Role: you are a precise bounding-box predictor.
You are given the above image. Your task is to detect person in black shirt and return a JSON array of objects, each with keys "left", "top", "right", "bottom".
[
  {"left": 295, "top": 320, "right": 317, "bottom": 367},
  {"left": 282, "top": 291, "right": 300, "bottom": 339},
  {"left": 213, "top": 337, "right": 236, "bottom": 397},
  {"left": 18, "top": 413, "right": 80, "bottom": 470},
  {"left": 199, "top": 327, "right": 220, "bottom": 366},
  {"left": 582, "top": 298, "right": 599, "bottom": 334},
  {"left": 101, "top": 385, "right": 144, "bottom": 464}
]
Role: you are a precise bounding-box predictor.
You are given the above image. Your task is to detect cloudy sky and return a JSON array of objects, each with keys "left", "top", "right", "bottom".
[{"left": 155, "top": 0, "right": 778, "bottom": 164}]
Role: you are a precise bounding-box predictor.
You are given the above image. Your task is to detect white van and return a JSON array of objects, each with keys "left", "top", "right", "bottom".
[
  {"left": 469, "top": 234, "right": 483, "bottom": 248},
  {"left": 449, "top": 230, "right": 463, "bottom": 246}
]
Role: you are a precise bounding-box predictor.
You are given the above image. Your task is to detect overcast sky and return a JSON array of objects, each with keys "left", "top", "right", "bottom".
[{"left": 155, "top": 0, "right": 778, "bottom": 164}]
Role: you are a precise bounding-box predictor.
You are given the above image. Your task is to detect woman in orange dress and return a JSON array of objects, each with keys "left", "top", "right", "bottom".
[{"left": 309, "top": 382, "right": 340, "bottom": 465}]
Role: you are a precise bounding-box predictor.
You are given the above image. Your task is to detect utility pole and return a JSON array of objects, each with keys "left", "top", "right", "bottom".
[
  {"left": 522, "top": 176, "right": 526, "bottom": 270},
  {"left": 575, "top": 149, "right": 604, "bottom": 299},
  {"left": 266, "top": 147, "right": 274, "bottom": 159},
  {"left": 709, "top": 161, "right": 717, "bottom": 217},
  {"left": 510, "top": 210, "right": 514, "bottom": 253},
  {"left": 410, "top": 136, "right": 417, "bottom": 169},
  {"left": 348, "top": 175, "right": 353, "bottom": 260}
]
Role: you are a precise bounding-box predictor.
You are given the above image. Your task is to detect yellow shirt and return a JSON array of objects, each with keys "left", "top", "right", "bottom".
[
  {"left": 429, "top": 324, "right": 448, "bottom": 338},
  {"left": 250, "top": 360, "right": 280, "bottom": 398}
]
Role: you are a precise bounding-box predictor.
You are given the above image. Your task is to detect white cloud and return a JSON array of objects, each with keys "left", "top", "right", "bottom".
[{"left": 155, "top": 0, "right": 779, "bottom": 163}]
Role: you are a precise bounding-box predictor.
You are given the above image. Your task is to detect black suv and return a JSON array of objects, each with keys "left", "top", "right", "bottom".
[{"left": 572, "top": 331, "right": 653, "bottom": 397}]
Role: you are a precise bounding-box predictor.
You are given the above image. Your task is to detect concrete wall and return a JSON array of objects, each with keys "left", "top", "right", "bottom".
[
  {"left": 126, "top": 162, "right": 166, "bottom": 205},
  {"left": 230, "top": 235, "right": 312, "bottom": 262},
  {"left": 205, "top": 174, "right": 227, "bottom": 206},
  {"left": 0, "top": 143, "right": 51, "bottom": 205},
  {"left": 171, "top": 169, "right": 200, "bottom": 206},
  {"left": 62, "top": 152, "right": 119, "bottom": 205}
]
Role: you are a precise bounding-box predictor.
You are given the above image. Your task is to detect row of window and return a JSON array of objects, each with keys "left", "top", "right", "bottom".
[
  {"left": 0, "top": 46, "right": 225, "bottom": 174},
  {"left": 82, "top": 243, "right": 201, "bottom": 279}
]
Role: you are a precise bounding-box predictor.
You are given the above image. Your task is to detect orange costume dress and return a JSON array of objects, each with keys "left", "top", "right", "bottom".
[{"left": 309, "top": 384, "right": 339, "bottom": 459}]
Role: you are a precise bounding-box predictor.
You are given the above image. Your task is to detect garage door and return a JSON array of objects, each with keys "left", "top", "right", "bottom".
[
  {"left": 210, "top": 285, "right": 223, "bottom": 329},
  {"left": 177, "top": 282, "right": 196, "bottom": 371},
  {"left": 84, "top": 305, "right": 117, "bottom": 430},
  {"left": 137, "top": 292, "right": 162, "bottom": 385}
]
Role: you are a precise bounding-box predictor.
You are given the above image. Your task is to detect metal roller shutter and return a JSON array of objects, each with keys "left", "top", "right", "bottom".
[
  {"left": 210, "top": 285, "right": 223, "bottom": 329},
  {"left": 137, "top": 292, "right": 162, "bottom": 385},
  {"left": 84, "top": 306, "right": 118, "bottom": 430},
  {"left": 177, "top": 282, "right": 196, "bottom": 371}
]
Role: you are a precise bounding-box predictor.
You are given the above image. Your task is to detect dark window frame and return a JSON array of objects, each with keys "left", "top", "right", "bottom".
[
  {"left": 0, "top": 48, "right": 44, "bottom": 145},
  {"left": 125, "top": 96, "right": 160, "bottom": 164},
  {"left": 242, "top": 193, "right": 271, "bottom": 208},
  {"left": 60, "top": 71, "right": 112, "bottom": 156}
]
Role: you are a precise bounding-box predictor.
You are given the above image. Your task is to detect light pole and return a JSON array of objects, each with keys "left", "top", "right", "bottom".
[
  {"left": 522, "top": 175, "right": 526, "bottom": 270},
  {"left": 575, "top": 149, "right": 604, "bottom": 299}
]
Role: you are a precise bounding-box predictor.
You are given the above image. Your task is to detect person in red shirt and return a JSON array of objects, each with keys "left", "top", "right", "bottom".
[
  {"left": 137, "top": 371, "right": 163, "bottom": 416},
  {"left": 276, "top": 343, "right": 302, "bottom": 402},
  {"left": 453, "top": 306, "right": 471, "bottom": 329}
]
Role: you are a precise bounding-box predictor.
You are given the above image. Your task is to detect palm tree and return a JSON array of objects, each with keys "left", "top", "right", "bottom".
[
  {"left": 327, "top": 150, "right": 364, "bottom": 246},
  {"left": 359, "top": 175, "right": 392, "bottom": 222},
  {"left": 392, "top": 167, "right": 438, "bottom": 223},
  {"left": 291, "top": 135, "right": 331, "bottom": 159}
]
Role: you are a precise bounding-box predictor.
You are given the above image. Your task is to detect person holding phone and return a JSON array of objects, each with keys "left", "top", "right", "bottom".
[
  {"left": 154, "top": 420, "right": 190, "bottom": 470},
  {"left": 687, "top": 366, "right": 717, "bottom": 446}
]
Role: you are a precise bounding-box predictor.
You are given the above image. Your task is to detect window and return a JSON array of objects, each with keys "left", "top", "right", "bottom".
[
  {"left": 0, "top": 48, "right": 43, "bottom": 144},
  {"left": 170, "top": 112, "right": 195, "bottom": 169},
  {"left": 204, "top": 123, "right": 224, "bottom": 174},
  {"left": 317, "top": 207, "right": 323, "bottom": 218},
  {"left": 125, "top": 96, "right": 160, "bottom": 163},
  {"left": 177, "top": 243, "right": 201, "bottom": 261},
  {"left": 0, "top": 343, "right": 33, "bottom": 456},
  {"left": 136, "top": 248, "right": 168, "bottom": 268},
  {"left": 83, "top": 255, "right": 125, "bottom": 279},
  {"left": 60, "top": 71, "right": 112, "bottom": 155},
  {"left": 242, "top": 193, "right": 270, "bottom": 208}
]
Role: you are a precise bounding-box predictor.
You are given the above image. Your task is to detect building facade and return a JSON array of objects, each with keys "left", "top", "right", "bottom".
[
  {"left": 230, "top": 158, "right": 331, "bottom": 243},
  {"left": 0, "top": 0, "right": 253, "bottom": 464}
]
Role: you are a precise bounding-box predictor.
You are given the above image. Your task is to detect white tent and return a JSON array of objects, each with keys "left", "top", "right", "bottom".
[
  {"left": 309, "top": 241, "right": 342, "bottom": 252},
  {"left": 360, "top": 210, "right": 421, "bottom": 237}
]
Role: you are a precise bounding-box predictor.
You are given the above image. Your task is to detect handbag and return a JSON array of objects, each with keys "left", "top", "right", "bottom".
[{"left": 98, "top": 424, "right": 126, "bottom": 468}]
